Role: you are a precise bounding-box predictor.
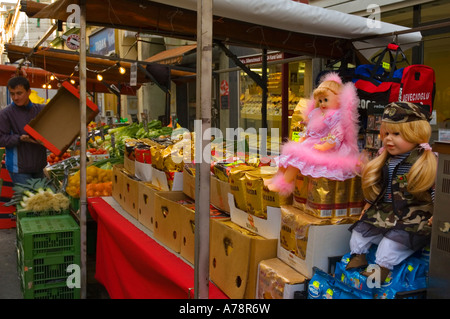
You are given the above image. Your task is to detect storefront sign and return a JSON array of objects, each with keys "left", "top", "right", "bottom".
[
  {"left": 89, "top": 28, "right": 115, "bottom": 56},
  {"left": 239, "top": 52, "right": 284, "bottom": 65}
]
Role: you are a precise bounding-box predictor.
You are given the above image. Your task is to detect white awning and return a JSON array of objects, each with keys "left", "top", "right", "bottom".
[{"left": 151, "top": 0, "right": 421, "bottom": 59}]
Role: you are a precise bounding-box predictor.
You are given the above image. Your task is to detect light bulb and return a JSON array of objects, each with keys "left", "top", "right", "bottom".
[
  {"left": 97, "top": 74, "right": 103, "bottom": 81},
  {"left": 42, "top": 84, "right": 47, "bottom": 89},
  {"left": 47, "top": 84, "right": 52, "bottom": 89},
  {"left": 119, "top": 66, "right": 126, "bottom": 74},
  {"left": 50, "top": 75, "right": 55, "bottom": 81},
  {"left": 70, "top": 79, "right": 76, "bottom": 85}
]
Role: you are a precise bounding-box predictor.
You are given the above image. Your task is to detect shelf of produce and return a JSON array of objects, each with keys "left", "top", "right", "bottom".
[{"left": 87, "top": 196, "right": 228, "bottom": 299}]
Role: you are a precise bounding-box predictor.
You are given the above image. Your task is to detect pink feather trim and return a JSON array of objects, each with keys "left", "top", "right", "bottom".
[
  {"left": 268, "top": 173, "right": 295, "bottom": 196},
  {"left": 320, "top": 72, "right": 343, "bottom": 85}
]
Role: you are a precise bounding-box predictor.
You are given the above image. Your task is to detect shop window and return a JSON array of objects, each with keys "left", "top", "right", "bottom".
[
  {"left": 421, "top": 0, "right": 450, "bottom": 23},
  {"left": 239, "top": 58, "right": 307, "bottom": 153},
  {"left": 424, "top": 32, "right": 450, "bottom": 135}
]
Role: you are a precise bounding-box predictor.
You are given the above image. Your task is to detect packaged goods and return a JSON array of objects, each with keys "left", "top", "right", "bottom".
[
  {"left": 292, "top": 173, "right": 308, "bottom": 210},
  {"left": 229, "top": 165, "right": 256, "bottom": 211},
  {"left": 308, "top": 268, "right": 372, "bottom": 299},
  {"left": 348, "top": 176, "right": 364, "bottom": 216},
  {"left": 306, "top": 177, "right": 337, "bottom": 218},
  {"left": 245, "top": 166, "right": 292, "bottom": 219},
  {"left": 335, "top": 245, "right": 429, "bottom": 299},
  {"left": 257, "top": 258, "right": 306, "bottom": 299},
  {"left": 334, "top": 179, "right": 350, "bottom": 217},
  {"left": 279, "top": 206, "right": 332, "bottom": 260},
  {"left": 213, "top": 158, "right": 247, "bottom": 182}
]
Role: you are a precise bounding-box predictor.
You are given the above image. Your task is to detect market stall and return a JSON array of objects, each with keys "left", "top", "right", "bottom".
[{"left": 11, "top": 0, "right": 436, "bottom": 301}]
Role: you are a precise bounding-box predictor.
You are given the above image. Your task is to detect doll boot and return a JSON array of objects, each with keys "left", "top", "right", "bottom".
[
  {"left": 266, "top": 173, "right": 295, "bottom": 196},
  {"left": 361, "top": 265, "right": 391, "bottom": 284},
  {"left": 345, "top": 253, "right": 368, "bottom": 270}
]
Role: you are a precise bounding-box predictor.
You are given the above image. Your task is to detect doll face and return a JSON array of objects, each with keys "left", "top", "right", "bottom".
[
  {"left": 382, "top": 129, "right": 417, "bottom": 156},
  {"left": 317, "top": 91, "right": 339, "bottom": 111}
]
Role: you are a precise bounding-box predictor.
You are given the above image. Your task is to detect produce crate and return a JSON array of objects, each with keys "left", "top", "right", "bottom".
[
  {"left": 15, "top": 205, "right": 69, "bottom": 220},
  {"left": 20, "top": 280, "right": 80, "bottom": 299},
  {"left": 17, "top": 215, "right": 80, "bottom": 260},
  {"left": 18, "top": 251, "right": 80, "bottom": 290}
]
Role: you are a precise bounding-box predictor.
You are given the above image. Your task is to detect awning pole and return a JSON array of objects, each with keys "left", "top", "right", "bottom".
[
  {"left": 194, "top": 0, "right": 212, "bottom": 299},
  {"left": 79, "top": 0, "right": 88, "bottom": 300}
]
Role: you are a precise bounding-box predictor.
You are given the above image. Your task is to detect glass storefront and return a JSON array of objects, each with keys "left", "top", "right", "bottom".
[
  {"left": 238, "top": 53, "right": 309, "bottom": 153},
  {"left": 381, "top": 1, "right": 450, "bottom": 142}
]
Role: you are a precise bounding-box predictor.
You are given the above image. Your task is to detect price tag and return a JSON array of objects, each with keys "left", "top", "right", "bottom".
[
  {"left": 291, "top": 131, "right": 300, "bottom": 142},
  {"left": 382, "top": 61, "right": 390, "bottom": 70}
]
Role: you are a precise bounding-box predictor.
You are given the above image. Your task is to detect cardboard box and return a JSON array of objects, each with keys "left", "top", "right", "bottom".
[
  {"left": 209, "top": 219, "right": 278, "bottom": 299},
  {"left": 122, "top": 171, "right": 140, "bottom": 219},
  {"left": 210, "top": 176, "right": 231, "bottom": 213},
  {"left": 277, "top": 205, "right": 352, "bottom": 278},
  {"left": 135, "top": 161, "right": 153, "bottom": 182},
  {"left": 153, "top": 191, "right": 195, "bottom": 253},
  {"left": 228, "top": 193, "right": 281, "bottom": 239},
  {"left": 180, "top": 206, "right": 230, "bottom": 265},
  {"left": 152, "top": 167, "right": 183, "bottom": 191},
  {"left": 24, "top": 81, "right": 99, "bottom": 156},
  {"left": 124, "top": 155, "right": 135, "bottom": 176},
  {"left": 137, "top": 181, "right": 161, "bottom": 232},
  {"left": 182, "top": 169, "right": 196, "bottom": 200},
  {"left": 183, "top": 170, "right": 232, "bottom": 213},
  {"left": 112, "top": 164, "right": 125, "bottom": 206},
  {"left": 256, "top": 258, "right": 306, "bottom": 299}
]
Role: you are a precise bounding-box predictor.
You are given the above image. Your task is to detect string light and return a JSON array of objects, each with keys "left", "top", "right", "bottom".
[
  {"left": 117, "top": 62, "right": 126, "bottom": 74},
  {"left": 97, "top": 73, "right": 103, "bottom": 81}
]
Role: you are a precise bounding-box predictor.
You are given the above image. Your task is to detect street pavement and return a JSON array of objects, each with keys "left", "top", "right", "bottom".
[{"left": 0, "top": 228, "right": 22, "bottom": 299}]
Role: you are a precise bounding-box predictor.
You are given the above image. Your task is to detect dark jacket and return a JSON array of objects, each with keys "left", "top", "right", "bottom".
[
  {"left": 0, "top": 101, "right": 47, "bottom": 174},
  {"left": 350, "top": 146, "right": 434, "bottom": 251}
]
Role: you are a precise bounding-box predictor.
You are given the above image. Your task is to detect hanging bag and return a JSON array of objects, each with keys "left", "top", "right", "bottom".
[
  {"left": 398, "top": 64, "right": 435, "bottom": 112},
  {"left": 353, "top": 43, "right": 404, "bottom": 114},
  {"left": 353, "top": 43, "right": 436, "bottom": 112}
]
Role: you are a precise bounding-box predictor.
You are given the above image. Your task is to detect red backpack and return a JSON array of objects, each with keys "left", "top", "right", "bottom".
[{"left": 398, "top": 64, "right": 435, "bottom": 112}]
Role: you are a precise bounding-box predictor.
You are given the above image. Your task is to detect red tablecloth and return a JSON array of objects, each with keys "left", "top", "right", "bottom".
[{"left": 87, "top": 197, "right": 228, "bottom": 299}]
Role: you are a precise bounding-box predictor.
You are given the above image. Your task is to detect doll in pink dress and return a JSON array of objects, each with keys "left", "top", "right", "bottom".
[{"left": 267, "top": 72, "right": 361, "bottom": 195}]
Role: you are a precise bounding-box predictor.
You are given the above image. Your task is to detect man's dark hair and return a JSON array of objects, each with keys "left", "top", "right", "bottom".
[{"left": 7, "top": 76, "right": 30, "bottom": 91}]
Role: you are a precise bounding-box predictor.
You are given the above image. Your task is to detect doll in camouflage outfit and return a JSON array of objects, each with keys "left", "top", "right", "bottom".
[{"left": 346, "top": 102, "right": 437, "bottom": 284}]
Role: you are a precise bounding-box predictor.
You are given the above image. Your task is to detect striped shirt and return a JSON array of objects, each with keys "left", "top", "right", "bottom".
[
  {"left": 383, "top": 151, "right": 435, "bottom": 202},
  {"left": 384, "top": 152, "right": 411, "bottom": 202}
]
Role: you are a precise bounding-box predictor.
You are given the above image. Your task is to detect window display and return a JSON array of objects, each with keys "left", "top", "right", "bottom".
[{"left": 239, "top": 56, "right": 308, "bottom": 152}]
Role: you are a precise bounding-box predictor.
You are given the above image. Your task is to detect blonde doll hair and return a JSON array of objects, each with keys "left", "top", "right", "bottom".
[
  {"left": 362, "top": 120, "right": 437, "bottom": 202},
  {"left": 313, "top": 80, "right": 342, "bottom": 107}
]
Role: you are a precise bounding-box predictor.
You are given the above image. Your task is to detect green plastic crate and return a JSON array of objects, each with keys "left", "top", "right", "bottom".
[
  {"left": 17, "top": 215, "right": 80, "bottom": 260},
  {"left": 20, "top": 280, "right": 81, "bottom": 299},
  {"left": 17, "top": 245, "right": 80, "bottom": 289},
  {"left": 15, "top": 206, "right": 69, "bottom": 220}
]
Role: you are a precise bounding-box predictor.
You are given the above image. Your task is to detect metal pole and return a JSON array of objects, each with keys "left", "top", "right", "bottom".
[
  {"left": 194, "top": 0, "right": 212, "bottom": 299},
  {"left": 79, "top": 0, "right": 87, "bottom": 300}
]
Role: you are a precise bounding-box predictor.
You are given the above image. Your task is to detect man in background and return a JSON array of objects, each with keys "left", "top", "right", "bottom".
[{"left": 0, "top": 76, "right": 47, "bottom": 185}]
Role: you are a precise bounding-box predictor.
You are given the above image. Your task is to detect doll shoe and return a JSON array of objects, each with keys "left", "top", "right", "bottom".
[
  {"left": 360, "top": 265, "right": 391, "bottom": 284},
  {"left": 345, "top": 253, "right": 368, "bottom": 270},
  {"left": 267, "top": 173, "right": 295, "bottom": 196}
]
